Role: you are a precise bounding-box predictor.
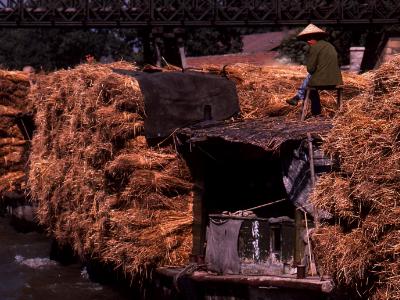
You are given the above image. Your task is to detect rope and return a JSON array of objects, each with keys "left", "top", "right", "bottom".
[
  {"left": 19, "top": 118, "right": 31, "bottom": 141},
  {"left": 230, "top": 198, "right": 287, "bottom": 216},
  {"left": 173, "top": 263, "right": 199, "bottom": 293},
  {"left": 304, "top": 210, "right": 314, "bottom": 276}
]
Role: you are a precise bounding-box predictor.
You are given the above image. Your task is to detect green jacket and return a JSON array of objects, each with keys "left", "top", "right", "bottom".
[{"left": 307, "top": 40, "right": 343, "bottom": 87}]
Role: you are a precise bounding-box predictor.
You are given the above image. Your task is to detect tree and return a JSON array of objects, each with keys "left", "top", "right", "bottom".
[
  {"left": 0, "top": 29, "right": 140, "bottom": 71},
  {"left": 0, "top": 27, "right": 243, "bottom": 70},
  {"left": 277, "top": 26, "right": 368, "bottom": 66},
  {"left": 185, "top": 27, "right": 242, "bottom": 57}
]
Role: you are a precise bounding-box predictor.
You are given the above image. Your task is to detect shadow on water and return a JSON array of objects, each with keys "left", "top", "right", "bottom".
[{"left": 0, "top": 217, "right": 133, "bottom": 300}]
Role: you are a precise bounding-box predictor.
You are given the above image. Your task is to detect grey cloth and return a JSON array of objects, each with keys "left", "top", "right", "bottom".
[{"left": 205, "top": 219, "right": 243, "bottom": 275}]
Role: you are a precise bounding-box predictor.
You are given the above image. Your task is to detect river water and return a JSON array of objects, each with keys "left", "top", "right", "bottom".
[{"left": 0, "top": 217, "right": 130, "bottom": 300}]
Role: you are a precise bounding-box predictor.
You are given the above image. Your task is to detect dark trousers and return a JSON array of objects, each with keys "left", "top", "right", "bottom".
[{"left": 309, "top": 89, "right": 321, "bottom": 115}]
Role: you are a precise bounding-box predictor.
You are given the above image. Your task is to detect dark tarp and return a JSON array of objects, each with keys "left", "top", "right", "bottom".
[{"left": 134, "top": 71, "right": 240, "bottom": 139}]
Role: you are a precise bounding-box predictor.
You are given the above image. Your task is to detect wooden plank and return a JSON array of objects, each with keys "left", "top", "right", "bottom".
[
  {"left": 294, "top": 209, "right": 305, "bottom": 266},
  {"left": 157, "top": 268, "right": 334, "bottom": 294},
  {"left": 192, "top": 179, "right": 206, "bottom": 256},
  {"left": 337, "top": 87, "right": 343, "bottom": 109},
  {"left": 301, "top": 89, "right": 310, "bottom": 121}
]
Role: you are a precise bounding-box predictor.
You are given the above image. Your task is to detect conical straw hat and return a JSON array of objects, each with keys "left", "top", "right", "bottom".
[{"left": 297, "top": 24, "right": 327, "bottom": 39}]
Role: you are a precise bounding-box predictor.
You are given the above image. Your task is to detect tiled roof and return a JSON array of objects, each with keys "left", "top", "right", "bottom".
[
  {"left": 186, "top": 51, "right": 279, "bottom": 68},
  {"left": 186, "top": 30, "right": 296, "bottom": 68},
  {"left": 242, "top": 31, "right": 291, "bottom": 53}
]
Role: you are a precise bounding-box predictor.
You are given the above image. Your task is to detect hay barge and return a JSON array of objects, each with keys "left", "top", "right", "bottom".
[
  {"left": 6, "top": 58, "right": 398, "bottom": 299},
  {"left": 23, "top": 61, "right": 342, "bottom": 299}
]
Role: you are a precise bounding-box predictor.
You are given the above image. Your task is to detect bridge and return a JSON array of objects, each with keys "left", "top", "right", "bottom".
[{"left": 0, "top": 1, "right": 399, "bottom": 27}]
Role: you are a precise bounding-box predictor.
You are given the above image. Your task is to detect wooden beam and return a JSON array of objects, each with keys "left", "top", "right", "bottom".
[
  {"left": 157, "top": 268, "right": 334, "bottom": 294},
  {"left": 192, "top": 180, "right": 206, "bottom": 256}
]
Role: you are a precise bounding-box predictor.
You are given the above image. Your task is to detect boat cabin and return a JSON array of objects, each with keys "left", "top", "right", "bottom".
[{"left": 177, "top": 117, "right": 333, "bottom": 277}]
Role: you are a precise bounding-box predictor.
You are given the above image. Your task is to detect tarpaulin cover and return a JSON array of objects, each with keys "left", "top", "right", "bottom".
[{"left": 136, "top": 71, "right": 240, "bottom": 139}]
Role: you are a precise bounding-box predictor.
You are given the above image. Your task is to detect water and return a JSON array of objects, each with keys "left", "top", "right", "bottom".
[{"left": 0, "top": 217, "right": 129, "bottom": 300}]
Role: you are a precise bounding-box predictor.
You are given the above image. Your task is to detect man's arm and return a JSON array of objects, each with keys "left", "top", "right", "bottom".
[{"left": 307, "top": 46, "right": 318, "bottom": 74}]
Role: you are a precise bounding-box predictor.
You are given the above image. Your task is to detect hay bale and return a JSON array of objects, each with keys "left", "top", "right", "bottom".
[
  {"left": 0, "top": 171, "right": 26, "bottom": 195},
  {"left": 311, "top": 55, "right": 400, "bottom": 299},
  {"left": 28, "top": 62, "right": 193, "bottom": 284},
  {"left": 0, "top": 71, "right": 31, "bottom": 112},
  {"left": 0, "top": 70, "right": 32, "bottom": 204},
  {"left": 104, "top": 150, "right": 179, "bottom": 191},
  {"left": 313, "top": 227, "right": 375, "bottom": 289},
  {"left": 0, "top": 145, "right": 25, "bottom": 166},
  {"left": 121, "top": 170, "right": 193, "bottom": 199},
  {"left": 310, "top": 174, "right": 358, "bottom": 222}
]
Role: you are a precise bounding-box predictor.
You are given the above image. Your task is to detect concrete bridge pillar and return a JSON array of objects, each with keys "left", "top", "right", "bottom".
[{"left": 349, "top": 47, "right": 365, "bottom": 73}]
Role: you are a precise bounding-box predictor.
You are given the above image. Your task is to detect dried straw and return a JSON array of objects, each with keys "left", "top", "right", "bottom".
[
  {"left": 0, "top": 70, "right": 31, "bottom": 203},
  {"left": 310, "top": 55, "right": 400, "bottom": 299},
  {"left": 28, "top": 62, "right": 193, "bottom": 286},
  {"left": 198, "top": 63, "right": 369, "bottom": 119}
]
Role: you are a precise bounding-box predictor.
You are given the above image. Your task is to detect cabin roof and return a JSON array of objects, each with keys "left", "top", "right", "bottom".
[{"left": 179, "top": 117, "right": 333, "bottom": 151}]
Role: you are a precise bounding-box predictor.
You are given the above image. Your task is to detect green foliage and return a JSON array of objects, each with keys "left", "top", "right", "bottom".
[
  {"left": 277, "top": 29, "right": 309, "bottom": 65},
  {"left": 0, "top": 29, "right": 140, "bottom": 71},
  {"left": 327, "top": 29, "right": 354, "bottom": 66},
  {"left": 0, "top": 27, "right": 243, "bottom": 70},
  {"left": 185, "top": 28, "right": 242, "bottom": 57}
]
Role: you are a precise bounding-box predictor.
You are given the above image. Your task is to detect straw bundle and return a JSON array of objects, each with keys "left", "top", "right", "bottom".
[
  {"left": 28, "top": 62, "right": 193, "bottom": 283},
  {"left": 197, "top": 63, "right": 369, "bottom": 119},
  {"left": 310, "top": 55, "right": 400, "bottom": 299},
  {"left": 0, "top": 70, "right": 31, "bottom": 203},
  {"left": 0, "top": 70, "right": 32, "bottom": 110}
]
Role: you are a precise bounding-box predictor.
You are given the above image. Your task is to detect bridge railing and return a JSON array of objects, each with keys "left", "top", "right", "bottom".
[{"left": 0, "top": 0, "right": 399, "bottom": 26}]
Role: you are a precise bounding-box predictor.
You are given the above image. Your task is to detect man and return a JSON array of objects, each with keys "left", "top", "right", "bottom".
[{"left": 286, "top": 24, "right": 343, "bottom": 115}]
